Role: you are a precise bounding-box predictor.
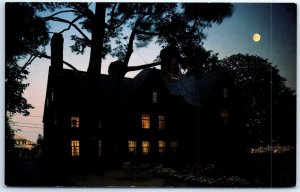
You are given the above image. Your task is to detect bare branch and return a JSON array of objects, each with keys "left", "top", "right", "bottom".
[
  {"left": 126, "top": 62, "right": 161, "bottom": 72},
  {"left": 39, "top": 54, "right": 79, "bottom": 71},
  {"left": 59, "top": 15, "right": 83, "bottom": 34},
  {"left": 136, "top": 30, "right": 161, "bottom": 36},
  {"left": 17, "top": 55, "right": 38, "bottom": 77},
  {"left": 43, "top": 16, "right": 90, "bottom": 43},
  {"left": 45, "top": 10, "right": 79, "bottom": 18},
  {"left": 109, "top": 3, "right": 118, "bottom": 29}
]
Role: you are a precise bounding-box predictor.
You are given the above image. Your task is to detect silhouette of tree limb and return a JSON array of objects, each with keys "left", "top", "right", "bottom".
[
  {"left": 38, "top": 54, "right": 79, "bottom": 71},
  {"left": 136, "top": 30, "right": 161, "bottom": 36},
  {"left": 126, "top": 62, "right": 160, "bottom": 72},
  {"left": 16, "top": 53, "right": 78, "bottom": 78},
  {"left": 123, "top": 16, "right": 145, "bottom": 66},
  {"left": 43, "top": 16, "right": 90, "bottom": 42},
  {"left": 59, "top": 15, "right": 84, "bottom": 34},
  {"left": 45, "top": 10, "right": 79, "bottom": 18}
]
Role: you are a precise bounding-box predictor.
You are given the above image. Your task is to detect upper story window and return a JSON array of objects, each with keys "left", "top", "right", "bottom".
[
  {"left": 158, "top": 140, "right": 166, "bottom": 153},
  {"left": 152, "top": 91, "right": 158, "bottom": 103},
  {"left": 223, "top": 87, "right": 228, "bottom": 98},
  {"left": 158, "top": 115, "right": 166, "bottom": 129},
  {"left": 142, "top": 114, "right": 150, "bottom": 129},
  {"left": 71, "top": 140, "right": 80, "bottom": 157},
  {"left": 46, "top": 98, "right": 49, "bottom": 106},
  {"left": 128, "top": 140, "right": 137, "bottom": 153},
  {"left": 71, "top": 116, "right": 80, "bottom": 128},
  {"left": 220, "top": 110, "right": 229, "bottom": 125},
  {"left": 142, "top": 141, "right": 150, "bottom": 155}
]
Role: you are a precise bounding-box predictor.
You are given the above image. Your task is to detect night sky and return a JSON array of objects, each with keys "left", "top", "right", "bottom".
[{"left": 9, "top": 3, "right": 297, "bottom": 142}]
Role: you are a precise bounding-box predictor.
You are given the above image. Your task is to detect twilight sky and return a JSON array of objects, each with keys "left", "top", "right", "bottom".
[{"left": 10, "top": 3, "right": 297, "bottom": 142}]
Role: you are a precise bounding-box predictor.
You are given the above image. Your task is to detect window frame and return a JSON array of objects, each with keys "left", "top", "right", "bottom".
[
  {"left": 128, "top": 140, "right": 137, "bottom": 153},
  {"left": 152, "top": 91, "right": 158, "bottom": 103},
  {"left": 142, "top": 141, "right": 150, "bottom": 155},
  {"left": 141, "top": 114, "right": 150, "bottom": 129},
  {"left": 158, "top": 115, "right": 166, "bottom": 129},
  {"left": 71, "top": 116, "right": 80, "bottom": 128},
  {"left": 158, "top": 140, "right": 166, "bottom": 154},
  {"left": 71, "top": 140, "right": 80, "bottom": 157}
]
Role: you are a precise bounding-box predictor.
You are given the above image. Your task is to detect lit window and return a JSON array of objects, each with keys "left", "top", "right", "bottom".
[
  {"left": 152, "top": 92, "right": 158, "bottom": 103},
  {"left": 98, "top": 140, "right": 102, "bottom": 157},
  {"left": 158, "top": 141, "right": 166, "bottom": 153},
  {"left": 170, "top": 141, "right": 178, "bottom": 154},
  {"left": 223, "top": 87, "right": 228, "bottom": 98},
  {"left": 220, "top": 110, "right": 229, "bottom": 125},
  {"left": 142, "top": 141, "right": 150, "bottom": 155},
  {"left": 142, "top": 114, "right": 150, "bottom": 129},
  {"left": 71, "top": 116, "right": 80, "bottom": 128},
  {"left": 159, "top": 115, "right": 166, "bottom": 129},
  {"left": 71, "top": 140, "right": 80, "bottom": 157},
  {"left": 128, "top": 140, "right": 137, "bottom": 153}
]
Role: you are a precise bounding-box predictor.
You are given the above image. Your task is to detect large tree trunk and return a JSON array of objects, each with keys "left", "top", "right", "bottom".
[{"left": 87, "top": 3, "right": 106, "bottom": 76}]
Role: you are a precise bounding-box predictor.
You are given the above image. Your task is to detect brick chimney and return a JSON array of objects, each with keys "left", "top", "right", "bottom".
[{"left": 51, "top": 33, "right": 64, "bottom": 71}]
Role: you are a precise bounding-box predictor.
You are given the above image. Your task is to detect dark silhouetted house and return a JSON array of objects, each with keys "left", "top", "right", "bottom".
[{"left": 43, "top": 34, "right": 241, "bottom": 170}]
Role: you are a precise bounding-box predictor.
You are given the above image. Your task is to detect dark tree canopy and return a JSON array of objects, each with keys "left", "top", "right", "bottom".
[
  {"left": 42, "top": 3, "right": 233, "bottom": 76},
  {"left": 216, "top": 54, "right": 295, "bottom": 146},
  {"left": 5, "top": 3, "right": 50, "bottom": 116}
]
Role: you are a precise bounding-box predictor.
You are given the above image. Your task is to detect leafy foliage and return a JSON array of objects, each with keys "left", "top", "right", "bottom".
[
  {"left": 216, "top": 54, "right": 295, "bottom": 145},
  {"left": 6, "top": 3, "right": 50, "bottom": 116}
]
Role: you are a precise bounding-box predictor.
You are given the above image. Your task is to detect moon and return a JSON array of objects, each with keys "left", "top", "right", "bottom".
[{"left": 253, "top": 33, "right": 261, "bottom": 42}]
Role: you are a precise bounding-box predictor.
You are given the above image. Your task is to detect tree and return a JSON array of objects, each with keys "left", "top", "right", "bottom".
[
  {"left": 39, "top": 3, "right": 233, "bottom": 76},
  {"left": 216, "top": 54, "right": 295, "bottom": 146},
  {"left": 5, "top": 3, "right": 50, "bottom": 116},
  {"left": 5, "top": 3, "right": 50, "bottom": 172}
]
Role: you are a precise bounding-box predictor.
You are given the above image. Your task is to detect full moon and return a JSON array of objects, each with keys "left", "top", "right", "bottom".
[{"left": 253, "top": 33, "right": 261, "bottom": 42}]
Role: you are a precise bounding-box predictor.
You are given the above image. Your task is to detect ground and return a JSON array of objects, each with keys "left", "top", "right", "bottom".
[{"left": 5, "top": 152, "right": 295, "bottom": 187}]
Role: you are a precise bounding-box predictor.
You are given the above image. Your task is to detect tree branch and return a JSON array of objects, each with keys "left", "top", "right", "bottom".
[
  {"left": 43, "top": 16, "right": 90, "bottom": 43},
  {"left": 45, "top": 10, "right": 79, "bottom": 18},
  {"left": 16, "top": 53, "right": 79, "bottom": 78},
  {"left": 123, "top": 16, "right": 145, "bottom": 66},
  {"left": 126, "top": 62, "right": 161, "bottom": 72},
  {"left": 39, "top": 54, "right": 79, "bottom": 71},
  {"left": 59, "top": 15, "right": 83, "bottom": 34},
  {"left": 136, "top": 30, "right": 161, "bottom": 36}
]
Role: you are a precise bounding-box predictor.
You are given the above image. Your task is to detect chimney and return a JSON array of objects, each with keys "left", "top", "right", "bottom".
[{"left": 51, "top": 33, "right": 64, "bottom": 71}]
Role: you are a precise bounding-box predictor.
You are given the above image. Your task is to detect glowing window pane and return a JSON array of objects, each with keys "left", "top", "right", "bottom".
[
  {"left": 71, "top": 140, "right": 80, "bottom": 157},
  {"left": 159, "top": 115, "right": 166, "bottom": 129},
  {"left": 142, "top": 114, "right": 150, "bottom": 129},
  {"left": 128, "top": 140, "right": 137, "bottom": 153},
  {"left": 71, "top": 116, "right": 80, "bottom": 128},
  {"left": 153, "top": 92, "right": 158, "bottom": 103},
  {"left": 220, "top": 111, "right": 229, "bottom": 125},
  {"left": 142, "top": 141, "right": 150, "bottom": 155},
  {"left": 158, "top": 140, "right": 166, "bottom": 153}
]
